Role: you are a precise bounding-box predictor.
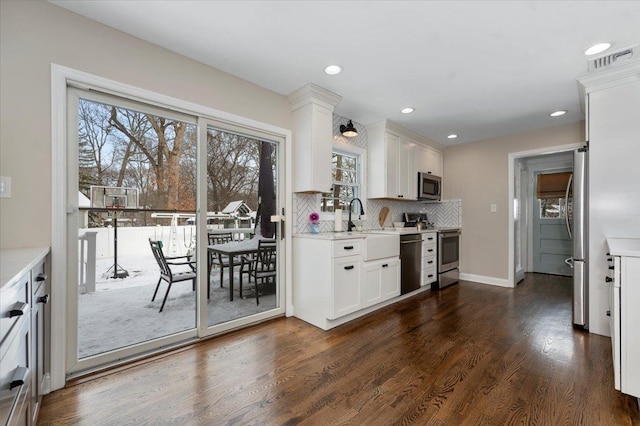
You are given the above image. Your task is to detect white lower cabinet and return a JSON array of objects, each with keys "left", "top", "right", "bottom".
[
  {"left": 293, "top": 236, "right": 401, "bottom": 330},
  {"left": 362, "top": 258, "right": 400, "bottom": 307},
  {"left": 329, "top": 255, "right": 363, "bottom": 319},
  {"left": 422, "top": 232, "right": 437, "bottom": 287}
]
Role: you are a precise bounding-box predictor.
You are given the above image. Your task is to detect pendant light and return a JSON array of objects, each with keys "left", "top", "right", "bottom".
[{"left": 340, "top": 120, "right": 358, "bottom": 138}]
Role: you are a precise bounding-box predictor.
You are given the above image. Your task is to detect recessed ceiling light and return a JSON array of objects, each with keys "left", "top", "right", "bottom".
[
  {"left": 401, "top": 107, "right": 414, "bottom": 114},
  {"left": 447, "top": 134, "right": 458, "bottom": 139},
  {"left": 324, "top": 65, "right": 342, "bottom": 75},
  {"left": 585, "top": 43, "right": 611, "bottom": 56},
  {"left": 549, "top": 110, "right": 567, "bottom": 117}
]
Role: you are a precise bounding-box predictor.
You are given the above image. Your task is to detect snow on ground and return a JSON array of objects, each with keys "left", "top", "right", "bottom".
[{"left": 78, "top": 253, "right": 276, "bottom": 358}]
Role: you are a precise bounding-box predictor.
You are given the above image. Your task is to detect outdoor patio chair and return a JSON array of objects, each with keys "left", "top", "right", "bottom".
[
  {"left": 208, "top": 232, "right": 234, "bottom": 288},
  {"left": 149, "top": 239, "right": 197, "bottom": 312},
  {"left": 240, "top": 239, "right": 276, "bottom": 305}
]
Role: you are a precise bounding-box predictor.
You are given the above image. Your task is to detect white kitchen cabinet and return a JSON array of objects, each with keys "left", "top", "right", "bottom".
[
  {"left": 607, "top": 238, "right": 640, "bottom": 399},
  {"left": 362, "top": 258, "right": 400, "bottom": 307},
  {"left": 0, "top": 248, "right": 49, "bottom": 426},
  {"left": 416, "top": 145, "right": 443, "bottom": 177},
  {"left": 293, "top": 234, "right": 402, "bottom": 330},
  {"left": 330, "top": 255, "right": 363, "bottom": 319},
  {"left": 421, "top": 232, "right": 437, "bottom": 287},
  {"left": 287, "top": 83, "right": 341, "bottom": 193},
  {"left": 578, "top": 61, "right": 640, "bottom": 336},
  {"left": 367, "top": 123, "right": 416, "bottom": 200}
]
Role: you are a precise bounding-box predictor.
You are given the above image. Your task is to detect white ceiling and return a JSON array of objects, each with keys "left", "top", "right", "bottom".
[{"left": 49, "top": 1, "right": 640, "bottom": 146}]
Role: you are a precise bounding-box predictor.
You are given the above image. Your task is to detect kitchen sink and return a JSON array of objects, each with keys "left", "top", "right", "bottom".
[{"left": 362, "top": 233, "right": 399, "bottom": 261}]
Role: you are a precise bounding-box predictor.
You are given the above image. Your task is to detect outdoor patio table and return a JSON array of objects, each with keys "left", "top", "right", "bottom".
[{"left": 208, "top": 236, "right": 274, "bottom": 301}]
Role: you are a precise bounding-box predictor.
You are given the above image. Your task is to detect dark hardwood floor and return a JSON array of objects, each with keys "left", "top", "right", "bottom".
[{"left": 38, "top": 274, "right": 639, "bottom": 425}]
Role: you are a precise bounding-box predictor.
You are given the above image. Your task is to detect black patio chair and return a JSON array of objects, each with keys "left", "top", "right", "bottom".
[
  {"left": 208, "top": 232, "right": 234, "bottom": 288},
  {"left": 149, "top": 239, "right": 197, "bottom": 312},
  {"left": 241, "top": 239, "right": 276, "bottom": 305}
]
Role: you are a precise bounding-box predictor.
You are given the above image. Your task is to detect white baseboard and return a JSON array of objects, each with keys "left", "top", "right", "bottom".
[{"left": 459, "top": 273, "right": 512, "bottom": 288}]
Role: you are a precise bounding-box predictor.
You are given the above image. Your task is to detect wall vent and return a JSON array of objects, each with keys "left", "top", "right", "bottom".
[{"left": 588, "top": 45, "right": 638, "bottom": 72}]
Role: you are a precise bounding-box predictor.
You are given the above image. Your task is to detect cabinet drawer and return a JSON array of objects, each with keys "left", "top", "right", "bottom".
[
  {"left": 1, "top": 272, "right": 30, "bottom": 347},
  {"left": 422, "top": 256, "right": 436, "bottom": 269},
  {"left": 332, "top": 240, "right": 362, "bottom": 258},
  {"left": 422, "top": 233, "right": 437, "bottom": 246},
  {"left": 422, "top": 243, "right": 436, "bottom": 257},
  {"left": 423, "top": 266, "right": 437, "bottom": 286},
  {"left": 0, "top": 317, "right": 30, "bottom": 426}
]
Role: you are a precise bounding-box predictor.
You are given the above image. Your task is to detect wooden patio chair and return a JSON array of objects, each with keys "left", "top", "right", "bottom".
[{"left": 149, "top": 239, "right": 197, "bottom": 312}]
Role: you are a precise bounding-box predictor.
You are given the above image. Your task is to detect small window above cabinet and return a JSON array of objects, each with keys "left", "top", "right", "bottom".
[{"left": 288, "top": 83, "right": 342, "bottom": 193}]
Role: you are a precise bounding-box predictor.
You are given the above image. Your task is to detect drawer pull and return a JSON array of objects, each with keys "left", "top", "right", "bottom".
[
  {"left": 9, "top": 302, "right": 28, "bottom": 318},
  {"left": 609, "top": 266, "right": 614, "bottom": 270},
  {"left": 605, "top": 277, "right": 613, "bottom": 283},
  {"left": 343, "top": 246, "right": 354, "bottom": 250},
  {"left": 10, "top": 367, "right": 28, "bottom": 390},
  {"left": 428, "top": 261, "right": 433, "bottom": 264},
  {"left": 37, "top": 294, "right": 50, "bottom": 304},
  {"left": 344, "top": 265, "right": 355, "bottom": 270},
  {"left": 428, "top": 249, "right": 434, "bottom": 253},
  {"left": 36, "top": 273, "right": 47, "bottom": 282},
  {"left": 427, "top": 237, "right": 434, "bottom": 241},
  {"left": 428, "top": 274, "right": 434, "bottom": 278},
  {"left": 398, "top": 195, "right": 404, "bottom": 198},
  {"left": 382, "top": 264, "right": 388, "bottom": 268},
  {"left": 606, "top": 310, "right": 611, "bottom": 317}
]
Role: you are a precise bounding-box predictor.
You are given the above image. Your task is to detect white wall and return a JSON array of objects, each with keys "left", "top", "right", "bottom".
[{"left": 0, "top": 1, "right": 292, "bottom": 248}]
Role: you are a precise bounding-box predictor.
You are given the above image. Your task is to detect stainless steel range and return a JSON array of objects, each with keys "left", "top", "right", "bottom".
[{"left": 434, "top": 228, "right": 461, "bottom": 290}]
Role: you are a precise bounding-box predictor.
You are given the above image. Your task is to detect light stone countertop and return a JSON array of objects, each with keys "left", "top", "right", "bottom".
[
  {"left": 1, "top": 247, "right": 50, "bottom": 289},
  {"left": 607, "top": 238, "right": 640, "bottom": 257}
]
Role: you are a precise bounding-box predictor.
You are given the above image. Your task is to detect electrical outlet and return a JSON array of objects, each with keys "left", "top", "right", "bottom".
[
  {"left": 490, "top": 203, "right": 497, "bottom": 213},
  {"left": 0, "top": 176, "right": 11, "bottom": 198}
]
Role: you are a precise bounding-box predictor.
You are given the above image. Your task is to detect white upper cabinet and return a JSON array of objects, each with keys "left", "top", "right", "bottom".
[
  {"left": 367, "top": 120, "right": 441, "bottom": 200},
  {"left": 416, "top": 144, "right": 443, "bottom": 177},
  {"left": 288, "top": 84, "right": 341, "bottom": 193}
]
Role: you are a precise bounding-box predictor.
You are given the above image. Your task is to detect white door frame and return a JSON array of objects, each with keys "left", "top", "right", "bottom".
[
  {"left": 51, "top": 64, "right": 293, "bottom": 391},
  {"left": 507, "top": 143, "right": 583, "bottom": 287}
]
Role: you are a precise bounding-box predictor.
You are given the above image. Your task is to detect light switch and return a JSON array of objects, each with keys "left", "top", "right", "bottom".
[
  {"left": 0, "top": 176, "right": 11, "bottom": 198},
  {"left": 490, "top": 203, "right": 497, "bottom": 213}
]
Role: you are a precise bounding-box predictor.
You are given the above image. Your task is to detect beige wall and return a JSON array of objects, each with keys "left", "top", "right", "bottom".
[
  {"left": 0, "top": 1, "right": 292, "bottom": 248},
  {"left": 443, "top": 121, "right": 585, "bottom": 280}
]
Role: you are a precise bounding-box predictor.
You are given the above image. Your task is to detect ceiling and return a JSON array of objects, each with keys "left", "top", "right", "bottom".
[{"left": 49, "top": 1, "right": 640, "bottom": 147}]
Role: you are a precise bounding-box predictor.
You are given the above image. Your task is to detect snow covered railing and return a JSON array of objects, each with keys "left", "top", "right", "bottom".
[{"left": 79, "top": 231, "right": 98, "bottom": 294}]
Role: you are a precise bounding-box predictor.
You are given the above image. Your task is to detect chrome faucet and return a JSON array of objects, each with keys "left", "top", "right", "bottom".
[{"left": 347, "top": 198, "right": 365, "bottom": 232}]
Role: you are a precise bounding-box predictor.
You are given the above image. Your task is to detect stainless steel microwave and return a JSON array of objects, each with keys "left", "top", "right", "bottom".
[{"left": 418, "top": 172, "right": 441, "bottom": 201}]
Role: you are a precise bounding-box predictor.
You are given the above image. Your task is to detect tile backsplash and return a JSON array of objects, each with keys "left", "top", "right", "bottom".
[{"left": 292, "top": 114, "right": 462, "bottom": 234}]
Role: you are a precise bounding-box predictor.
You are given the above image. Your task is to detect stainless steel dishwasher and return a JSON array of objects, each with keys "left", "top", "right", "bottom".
[{"left": 400, "top": 233, "right": 422, "bottom": 294}]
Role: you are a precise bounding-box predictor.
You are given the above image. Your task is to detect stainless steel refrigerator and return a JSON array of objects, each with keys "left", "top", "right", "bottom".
[{"left": 565, "top": 146, "right": 588, "bottom": 328}]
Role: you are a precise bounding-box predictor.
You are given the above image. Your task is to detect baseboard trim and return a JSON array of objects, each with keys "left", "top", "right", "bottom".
[{"left": 459, "top": 273, "right": 512, "bottom": 288}]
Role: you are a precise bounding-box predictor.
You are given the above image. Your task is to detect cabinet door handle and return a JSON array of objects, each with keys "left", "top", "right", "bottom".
[
  {"left": 10, "top": 367, "right": 28, "bottom": 390},
  {"left": 606, "top": 310, "right": 611, "bottom": 317},
  {"left": 343, "top": 246, "right": 354, "bottom": 250},
  {"left": 427, "top": 237, "right": 434, "bottom": 241},
  {"left": 36, "top": 273, "right": 47, "bottom": 282},
  {"left": 605, "top": 277, "right": 613, "bottom": 283},
  {"left": 9, "top": 302, "right": 28, "bottom": 318},
  {"left": 382, "top": 264, "right": 388, "bottom": 268},
  {"left": 344, "top": 265, "right": 355, "bottom": 270},
  {"left": 428, "top": 249, "right": 434, "bottom": 252},
  {"left": 37, "top": 294, "right": 50, "bottom": 304},
  {"left": 428, "top": 274, "right": 434, "bottom": 278},
  {"left": 398, "top": 195, "right": 404, "bottom": 198}
]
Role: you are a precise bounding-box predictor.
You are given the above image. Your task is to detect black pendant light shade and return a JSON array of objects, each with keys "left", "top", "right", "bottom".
[{"left": 340, "top": 120, "right": 358, "bottom": 138}]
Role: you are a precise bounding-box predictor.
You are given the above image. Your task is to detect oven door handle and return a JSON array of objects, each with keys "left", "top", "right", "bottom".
[{"left": 440, "top": 231, "right": 461, "bottom": 238}]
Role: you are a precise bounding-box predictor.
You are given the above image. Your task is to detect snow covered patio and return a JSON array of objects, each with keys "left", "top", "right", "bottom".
[{"left": 78, "top": 253, "right": 277, "bottom": 358}]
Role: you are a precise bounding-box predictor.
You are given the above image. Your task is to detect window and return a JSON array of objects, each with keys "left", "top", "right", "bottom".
[
  {"left": 536, "top": 171, "right": 572, "bottom": 219},
  {"left": 321, "top": 149, "right": 360, "bottom": 213}
]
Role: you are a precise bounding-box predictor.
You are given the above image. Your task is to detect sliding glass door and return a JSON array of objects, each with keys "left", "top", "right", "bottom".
[{"left": 66, "top": 88, "right": 284, "bottom": 375}]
